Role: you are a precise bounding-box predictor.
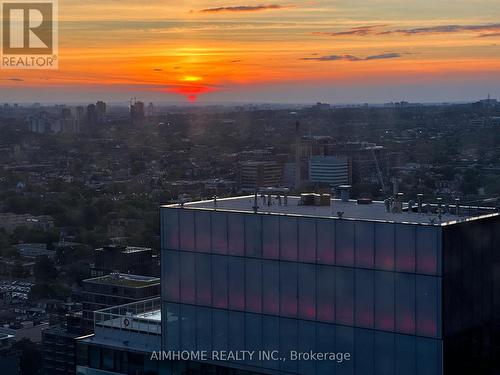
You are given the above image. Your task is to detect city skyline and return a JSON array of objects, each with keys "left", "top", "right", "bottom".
[{"left": 0, "top": 0, "right": 499, "bottom": 103}]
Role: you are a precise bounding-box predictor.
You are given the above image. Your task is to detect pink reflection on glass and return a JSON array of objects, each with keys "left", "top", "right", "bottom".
[
  {"left": 280, "top": 301, "right": 298, "bottom": 318},
  {"left": 317, "top": 304, "right": 335, "bottom": 322},
  {"left": 355, "top": 248, "right": 374, "bottom": 268},
  {"left": 396, "top": 254, "right": 414, "bottom": 272},
  {"left": 263, "top": 242, "right": 279, "bottom": 259},
  {"left": 280, "top": 218, "right": 297, "bottom": 261},
  {"left": 299, "top": 304, "right": 316, "bottom": 320},
  {"left": 376, "top": 252, "right": 394, "bottom": 270},
  {"left": 336, "top": 248, "right": 354, "bottom": 266},
  {"left": 229, "top": 292, "right": 244, "bottom": 310},
  {"left": 246, "top": 295, "right": 262, "bottom": 313},
  {"left": 197, "top": 290, "right": 211, "bottom": 306},
  {"left": 263, "top": 285, "right": 279, "bottom": 314},
  {"left": 213, "top": 294, "right": 227, "bottom": 309},
  {"left": 355, "top": 311, "right": 374, "bottom": 328},
  {"left": 397, "top": 315, "right": 415, "bottom": 334},
  {"left": 228, "top": 217, "right": 244, "bottom": 256},
  {"left": 212, "top": 237, "right": 227, "bottom": 254},
  {"left": 336, "top": 306, "right": 353, "bottom": 325},
  {"left": 417, "top": 257, "right": 437, "bottom": 275},
  {"left": 418, "top": 319, "right": 436, "bottom": 337},
  {"left": 166, "top": 283, "right": 179, "bottom": 302},
  {"left": 376, "top": 316, "right": 394, "bottom": 331},
  {"left": 180, "top": 282, "right": 195, "bottom": 304},
  {"left": 263, "top": 297, "right": 279, "bottom": 314}
]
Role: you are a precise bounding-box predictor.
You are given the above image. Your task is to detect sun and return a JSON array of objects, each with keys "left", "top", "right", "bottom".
[{"left": 181, "top": 75, "right": 202, "bottom": 82}]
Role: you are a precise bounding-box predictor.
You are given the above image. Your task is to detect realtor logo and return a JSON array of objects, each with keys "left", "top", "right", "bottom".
[{"left": 1, "top": 0, "right": 58, "bottom": 69}]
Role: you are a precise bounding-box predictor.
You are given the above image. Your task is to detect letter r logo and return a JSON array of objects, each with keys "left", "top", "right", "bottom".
[{"left": 2, "top": 1, "right": 54, "bottom": 54}]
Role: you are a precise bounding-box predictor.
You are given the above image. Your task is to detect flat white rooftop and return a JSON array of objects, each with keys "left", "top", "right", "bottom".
[{"left": 168, "top": 195, "right": 498, "bottom": 226}]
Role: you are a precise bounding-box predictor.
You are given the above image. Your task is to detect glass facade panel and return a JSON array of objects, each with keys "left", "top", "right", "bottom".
[
  {"left": 211, "top": 212, "right": 228, "bottom": 255},
  {"left": 355, "top": 222, "right": 374, "bottom": 268},
  {"left": 416, "top": 337, "right": 440, "bottom": 375},
  {"left": 317, "top": 219, "right": 335, "bottom": 264},
  {"left": 180, "top": 252, "right": 195, "bottom": 304},
  {"left": 298, "top": 320, "right": 316, "bottom": 375},
  {"left": 280, "top": 217, "right": 298, "bottom": 261},
  {"left": 316, "top": 322, "right": 336, "bottom": 374},
  {"left": 227, "top": 213, "right": 244, "bottom": 256},
  {"left": 280, "top": 318, "right": 298, "bottom": 374},
  {"left": 375, "top": 271, "right": 395, "bottom": 331},
  {"left": 354, "top": 328, "right": 374, "bottom": 374},
  {"left": 395, "top": 273, "right": 416, "bottom": 334},
  {"left": 245, "top": 258, "right": 262, "bottom": 313},
  {"left": 162, "top": 209, "right": 179, "bottom": 250},
  {"left": 375, "top": 223, "right": 395, "bottom": 271},
  {"left": 245, "top": 313, "right": 262, "bottom": 367},
  {"left": 280, "top": 262, "right": 298, "bottom": 318},
  {"left": 336, "top": 221, "right": 355, "bottom": 266},
  {"left": 416, "top": 227, "right": 439, "bottom": 275},
  {"left": 195, "top": 254, "right": 211, "bottom": 306},
  {"left": 228, "top": 257, "right": 244, "bottom": 310},
  {"left": 179, "top": 210, "right": 195, "bottom": 251},
  {"left": 245, "top": 215, "right": 262, "bottom": 257},
  {"left": 263, "top": 215, "right": 280, "bottom": 259},
  {"left": 180, "top": 304, "right": 196, "bottom": 350},
  {"left": 395, "top": 334, "right": 416, "bottom": 375},
  {"left": 212, "top": 308, "right": 228, "bottom": 352},
  {"left": 228, "top": 310, "right": 245, "bottom": 352},
  {"left": 355, "top": 268, "right": 374, "bottom": 328},
  {"left": 298, "top": 263, "right": 316, "bottom": 320},
  {"left": 262, "top": 315, "right": 279, "bottom": 371},
  {"left": 336, "top": 326, "right": 354, "bottom": 375},
  {"left": 298, "top": 218, "right": 316, "bottom": 262},
  {"left": 374, "top": 331, "right": 395, "bottom": 375},
  {"left": 163, "top": 251, "right": 179, "bottom": 302},
  {"left": 262, "top": 260, "right": 279, "bottom": 315},
  {"left": 416, "top": 276, "right": 439, "bottom": 337},
  {"left": 195, "top": 211, "right": 211, "bottom": 252},
  {"left": 196, "top": 306, "right": 212, "bottom": 351},
  {"left": 212, "top": 255, "right": 228, "bottom": 309},
  {"left": 164, "top": 303, "right": 180, "bottom": 350},
  {"left": 395, "top": 224, "right": 415, "bottom": 273},
  {"left": 336, "top": 267, "right": 354, "bottom": 325},
  {"left": 317, "top": 265, "right": 335, "bottom": 322}
]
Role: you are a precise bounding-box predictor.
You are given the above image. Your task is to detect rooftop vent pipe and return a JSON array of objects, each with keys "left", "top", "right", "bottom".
[{"left": 339, "top": 185, "right": 351, "bottom": 203}]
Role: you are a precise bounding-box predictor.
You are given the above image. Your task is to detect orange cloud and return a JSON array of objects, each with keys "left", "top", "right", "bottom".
[{"left": 198, "top": 4, "right": 289, "bottom": 13}]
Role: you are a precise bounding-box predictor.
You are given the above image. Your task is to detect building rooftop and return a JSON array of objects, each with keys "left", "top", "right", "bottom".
[
  {"left": 167, "top": 195, "right": 498, "bottom": 226},
  {"left": 83, "top": 273, "right": 160, "bottom": 288},
  {"left": 95, "top": 245, "right": 152, "bottom": 254}
]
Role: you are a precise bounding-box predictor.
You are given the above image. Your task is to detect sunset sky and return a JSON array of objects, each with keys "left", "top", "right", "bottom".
[{"left": 1, "top": 0, "right": 499, "bottom": 103}]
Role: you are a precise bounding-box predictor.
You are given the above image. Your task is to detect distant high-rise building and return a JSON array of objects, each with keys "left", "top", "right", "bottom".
[
  {"left": 130, "top": 100, "right": 145, "bottom": 125},
  {"left": 146, "top": 102, "right": 154, "bottom": 117},
  {"left": 95, "top": 101, "right": 107, "bottom": 124},
  {"left": 308, "top": 155, "right": 351, "bottom": 187},
  {"left": 75, "top": 106, "right": 85, "bottom": 131},
  {"left": 86, "top": 104, "right": 97, "bottom": 126},
  {"left": 91, "top": 245, "right": 157, "bottom": 277},
  {"left": 239, "top": 161, "right": 282, "bottom": 191}
]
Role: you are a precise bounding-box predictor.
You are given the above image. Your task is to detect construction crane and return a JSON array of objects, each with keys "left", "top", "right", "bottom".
[{"left": 371, "top": 147, "right": 387, "bottom": 194}]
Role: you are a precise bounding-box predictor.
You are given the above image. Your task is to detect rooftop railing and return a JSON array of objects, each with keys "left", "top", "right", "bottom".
[{"left": 94, "top": 297, "right": 161, "bottom": 335}]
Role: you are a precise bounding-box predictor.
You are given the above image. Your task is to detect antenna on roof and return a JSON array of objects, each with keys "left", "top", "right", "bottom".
[{"left": 252, "top": 188, "right": 259, "bottom": 213}]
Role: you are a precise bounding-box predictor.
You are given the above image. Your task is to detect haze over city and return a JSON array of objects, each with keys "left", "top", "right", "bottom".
[{"left": 1, "top": 0, "right": 499, "bottom": 103}]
